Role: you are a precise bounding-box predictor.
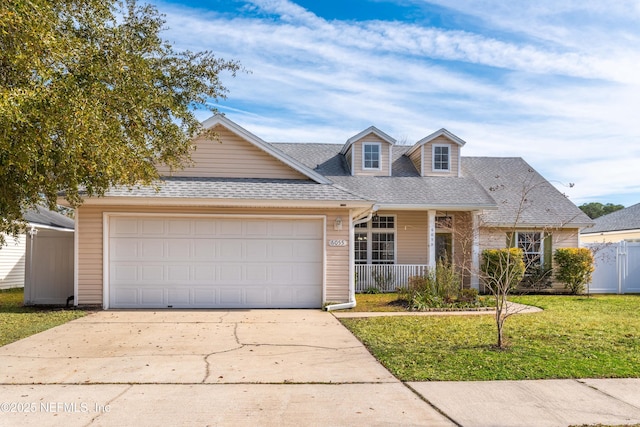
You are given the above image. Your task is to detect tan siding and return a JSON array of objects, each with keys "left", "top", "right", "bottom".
[
  {"left": 581, "top": 230, "right": 640, "bottom": 243},
  {"left": 325, "top": 212, "right": 350, "bottom": 302},
  {"left": 156, "top": 125, "right": 307, "bottom": 180},
  {"left": 409, "top": 149, "right": 422, "bottom": 175},
  {"left": 351, "top": 134, "right": 391, "bottom": 176},
  {"left": 0, "top": 234, "right": 26, "bottom": 289},
  {"left": 393, "top": 211, "right": 428, "bottom": 264},
  {"left": 345, "top": 149, "right": 353, "bottom": 175},
  {"left": 77, "top": 206, "right": 351, "bottom": 306},
  {"left": 422, "top": 136, "right": 460, "bottom": 177},
  {"left": 77, "top": 206, "right": 104, "bottom": 304},
  {"left": 479, "top": 227, "right": 583, "bottom": 291}
]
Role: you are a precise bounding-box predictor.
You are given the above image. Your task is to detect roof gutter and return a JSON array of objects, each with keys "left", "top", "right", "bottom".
[
  {"left": 325, "top": 205, "right": 379, "bottom": 312},
  {"left": 374, "top": 203, "right": 497, "bottom": 211}
]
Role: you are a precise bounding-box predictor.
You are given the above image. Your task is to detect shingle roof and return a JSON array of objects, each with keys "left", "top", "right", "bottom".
[
  {"left": 462, "top": 157, "right": 594, "bottom": 228},
  {"left": 104, "top": 177, "right": 368, "bottom": 202},
  {"left": 274, "top": 143, "right": 495, "bottom": 208},
  {"left": 274, "top": 143, "right": 591, "bottom": 226},
  {"left": 582, "top": 203, "right": 640, "bottom": 234},
  {"left": 24, "top": 205, "right": 74, "bottom": 230}
]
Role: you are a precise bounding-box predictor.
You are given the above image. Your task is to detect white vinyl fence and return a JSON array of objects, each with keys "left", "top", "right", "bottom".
[{"left": 584, "top": 241, "right": 640, "bottom": 294}]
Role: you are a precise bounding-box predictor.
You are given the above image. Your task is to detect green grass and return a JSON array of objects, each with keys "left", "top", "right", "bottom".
[
  {"left": 342, "top": 293, "right": 409, "bottom": 312},
  {"left": 340, "top": 295, "right": 640, "bottom": 381},
  {"left": 0, "top": 288, "right": 86, "bottom": 347}
]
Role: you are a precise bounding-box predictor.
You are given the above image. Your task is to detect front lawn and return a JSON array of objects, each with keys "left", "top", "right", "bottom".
[
  {"left": 340, "top": 295, "right": 640, "bottom": 381},
  {"left": 0, "top": 288, "right": 86, "bottom": 346}
]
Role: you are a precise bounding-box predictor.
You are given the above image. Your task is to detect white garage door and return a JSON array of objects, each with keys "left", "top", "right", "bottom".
[{"left": 108, "top": 216, "right": 323, "bottom": 308}]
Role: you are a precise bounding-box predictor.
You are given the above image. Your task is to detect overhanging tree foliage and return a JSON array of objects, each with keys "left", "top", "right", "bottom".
[{"left": 0, "top": 0, "right": 241, "bottom": 241}]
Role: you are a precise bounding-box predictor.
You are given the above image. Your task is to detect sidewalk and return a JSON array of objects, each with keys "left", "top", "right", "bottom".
[
  {"left": 333, "top": 306, "right": 640, "bottom": 427},
  {"left": 332, "top": 301, "right": 542, "bottom": 318}
]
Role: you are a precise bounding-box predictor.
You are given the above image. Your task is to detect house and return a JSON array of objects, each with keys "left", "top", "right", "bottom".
[
  {"left": 581, "top": 203, "right": 640, "bottom": 243},
  {"left": 62, "top": 115, "right": 592, "bottom": 309},
  {"left": 0, "top": 206, "right": 74, "bottom": 305}
]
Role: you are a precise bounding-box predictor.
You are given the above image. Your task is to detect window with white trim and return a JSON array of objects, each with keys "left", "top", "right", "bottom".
[
  {"left": 363, "top": 142, "right": 381, "bottom": 170},
  {"left": 516, "top": 231, "right": 542, "bottom": 271},
  {"left": 433, "top": 144, "right": 450, "bottom": 171},
  {"left": 354, "top": 215, "right": 395, "bottom": 264}
]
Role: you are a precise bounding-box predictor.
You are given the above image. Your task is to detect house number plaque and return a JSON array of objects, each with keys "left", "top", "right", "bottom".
[{"left": 328, "top": 240, "right": 347, "bottom": 247}]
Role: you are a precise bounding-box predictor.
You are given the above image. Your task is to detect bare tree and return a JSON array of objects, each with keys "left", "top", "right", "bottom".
[{"left": 449, "top": 168, "right": 588, "bottom": 348}]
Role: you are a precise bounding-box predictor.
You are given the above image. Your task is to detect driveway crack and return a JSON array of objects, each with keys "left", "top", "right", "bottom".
[{"left": 83, "top": 383, "right": 133, "bottom": 427}]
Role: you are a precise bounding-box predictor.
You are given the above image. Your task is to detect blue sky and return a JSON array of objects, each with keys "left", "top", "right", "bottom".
[{"left": 157, "top": 0, "right": 640, "bottom": 207}]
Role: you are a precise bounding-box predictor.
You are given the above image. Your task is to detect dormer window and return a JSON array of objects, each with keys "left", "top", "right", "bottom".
[
  {"left": 433, "top": 144, "right": 450, "bottom": 171},
  {"left": 363, "top": 142, "right": 381, "bottom": 170}
]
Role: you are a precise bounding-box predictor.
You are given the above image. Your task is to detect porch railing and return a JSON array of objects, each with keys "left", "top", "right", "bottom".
[{"left": 355, "top": 264, "right": 431, "bottom": 293}]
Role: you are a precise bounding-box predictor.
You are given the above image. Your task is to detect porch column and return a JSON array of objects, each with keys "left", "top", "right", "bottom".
[
  {"left": 471, "top": 211, "right": 480, "bottom": 290},
  {"left": 428, "top": 210, "right": 436, "bottom": 268}
]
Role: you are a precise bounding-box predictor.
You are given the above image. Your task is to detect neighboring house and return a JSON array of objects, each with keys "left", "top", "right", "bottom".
[
  {"left": 62, "top": 115, "right": 592, "bottom": 309},
  {"left": 0, "top": 207, "right": 75, "bottom": 304},
  {"left": 581, "top": 203, "right": 640, "bottom": 243}
]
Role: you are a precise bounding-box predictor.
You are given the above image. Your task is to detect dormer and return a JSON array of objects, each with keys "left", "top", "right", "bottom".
[
  {"left": 340, "top": 126, "right": 396, "bottom": 176},
  {"left": 406, "top": 128, "right": 466, "bottom": 177}
]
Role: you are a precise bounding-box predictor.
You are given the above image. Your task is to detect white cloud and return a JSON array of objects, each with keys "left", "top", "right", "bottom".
[{"left": 158, "top": 0, "right": 640, "bottom": 206}]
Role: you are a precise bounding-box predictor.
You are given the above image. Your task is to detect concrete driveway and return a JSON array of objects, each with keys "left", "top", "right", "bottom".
[{"left": 0, "top": 310, "right": 453, "bottom": 426}]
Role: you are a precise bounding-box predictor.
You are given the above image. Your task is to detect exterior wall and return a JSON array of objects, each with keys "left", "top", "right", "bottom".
[
  {"left": 76, "top": 205, "right": 351, "bottom": 305},
  {"left": 350, "top": 133, "right": 391, "bottom": 176},
  {"left": 0, "top": 233, "right": 26, "bottom": 289},
  {"left": 345, "top": 149, "right": 353, "bottom": 175},
  {"left": 421, "top": 136, "right": 460, "bottom": 177},
  {"left": 24, "top": 229, "right": 74, "bottom": 304},
  {"left": 391, "top": 211, "right": 428, "bottom": 264},
  {"left": 156, "top": 125, "right": 307, "bottom": 180},
  {"left": 408, "top": 148, "right": 422, "bottom": 175},
  {"left": 581, "top": 230, "right": 640, "bottom": 243},
  {"left": 479, "top": 226, "right": 582, "bottom": 291}
]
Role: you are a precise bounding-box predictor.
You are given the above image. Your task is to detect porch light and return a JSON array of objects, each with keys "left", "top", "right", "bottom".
[{"left": 334, "top": 217, "right": 343, "bottom": 230}]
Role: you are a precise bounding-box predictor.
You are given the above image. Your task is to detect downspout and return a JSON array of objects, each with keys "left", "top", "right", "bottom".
[
  {"left": 325, "top": 205, "right": 378, "bottom": 311},
  {"left": 26, "top": 225, "right": 37, "bottom": 304}
]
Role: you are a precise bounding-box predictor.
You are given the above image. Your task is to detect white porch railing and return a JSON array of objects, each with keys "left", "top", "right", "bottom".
[{"left": 355, "top": 264, "right": 431, "bottom": 292}]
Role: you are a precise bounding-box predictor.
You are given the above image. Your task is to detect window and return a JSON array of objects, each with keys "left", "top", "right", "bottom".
[
  {"left": 354, "top": 215, "right": 395, "bottom": 264},
  {"left": 433, "top": 145, "right": 450, "bottom": 171},
  {"left": 516, "top": 232, "right": 542, "bottom": 272},
  {"left": 363, "top": 143, "right": 381, "bottom": 170}
]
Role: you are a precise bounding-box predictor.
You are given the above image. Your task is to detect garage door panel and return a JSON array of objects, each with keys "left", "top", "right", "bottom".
[
  {"left": 141, "top": 219, "right": 165, "bottom": 235},
  {"left": 218, "top": 219, "right": 243, "bottom": 236},
  {"left": 193, "top": 240, "right": 216, "bottom": 259},
  {"left": 168, "top": 220, "right": 191, "bottom": 235},
  {"left": 109, "top": 217, "right": 323, "bottom": 309},
  {"left": 140, "top": 288, "right": 164, "bottom": 305},
  {"left": 141, "top": 240, "right": 165, "bottom": 259},
  {"left": 193, "top": 289, "right": 216, "bottom": 305},
  {"left": 167, "top": 288, "right": 190, "bottom": 305},
  {"left": 218, "top": 240, "right": 243, "bottom": 259}
]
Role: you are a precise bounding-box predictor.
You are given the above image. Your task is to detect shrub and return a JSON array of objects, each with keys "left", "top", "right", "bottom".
[
  {"left": 554, "top": 248, "right": 595, "bottom": 295},
  {"left": 481, "top": 248, "right": 526, "bottom": 291},
  {"left": 400, "top": 262, "right": 487, "bottom": 310},
  {"left": 519, "top": 265, "right": 553, "bottom": 292}
]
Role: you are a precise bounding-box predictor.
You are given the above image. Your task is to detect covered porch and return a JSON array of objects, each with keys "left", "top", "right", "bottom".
[{"left": 352, "top": 209, "right": 481, "bottom": 292}]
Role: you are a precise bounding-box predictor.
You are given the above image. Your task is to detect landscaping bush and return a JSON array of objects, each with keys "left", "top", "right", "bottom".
[
  {"left": 481, "top": 248, "right": 526, "bottom": 291},
  {"left": 518, "top": 265, "right": 553, "bottom": 292},
  {"left": 554, "top": 248, "right": 595, "bottom": 295},
  {"left": 400, "top": 261, "right": 489, "bottom": 310}
]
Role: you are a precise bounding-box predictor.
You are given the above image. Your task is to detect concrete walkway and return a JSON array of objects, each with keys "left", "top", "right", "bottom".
[
  {"left": 0, "top": 309, "right": 639, "bottom": 426},
  {"left": 0, "top": 310, "right": 452, "bottom": 426}
]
